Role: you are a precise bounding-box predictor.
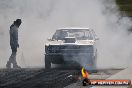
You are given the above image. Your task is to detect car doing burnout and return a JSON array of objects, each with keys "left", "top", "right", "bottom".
[{"left": 45, "top": 28, "right": 98, "bottom": 70}]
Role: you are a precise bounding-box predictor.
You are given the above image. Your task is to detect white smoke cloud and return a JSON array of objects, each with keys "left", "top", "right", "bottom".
[{"left": 0, "top": 0, "right": 132, "bottom": 68}]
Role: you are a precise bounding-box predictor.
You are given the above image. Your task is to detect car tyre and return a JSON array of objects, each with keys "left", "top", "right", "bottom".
[{"left": 45, "top": 55, "right": 51, "bottom": 69}]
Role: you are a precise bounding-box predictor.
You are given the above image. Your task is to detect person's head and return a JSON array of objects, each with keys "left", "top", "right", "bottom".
[{"left": 14, "top": 19, "right": 22, "bottom": 27}]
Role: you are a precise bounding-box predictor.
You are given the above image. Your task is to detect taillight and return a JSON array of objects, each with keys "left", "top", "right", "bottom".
[{"left": 47, "top": 46, "right": 60, "bottom": 53}]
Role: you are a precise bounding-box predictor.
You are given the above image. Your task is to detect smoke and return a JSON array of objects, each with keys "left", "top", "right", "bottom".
[
  {"left": 0, "top": 0, "right": 132, "bottom": 68},
  {"left": 97, "top": 0, "right": 132, "bottom": 69}
]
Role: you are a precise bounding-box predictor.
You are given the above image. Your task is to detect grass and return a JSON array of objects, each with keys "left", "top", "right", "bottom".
[
  {"left": 116, "top": 0, "right": 132, "bottom": 17},
  {"left": 116, "top": 0, "right": 132, "bottom": 5}
]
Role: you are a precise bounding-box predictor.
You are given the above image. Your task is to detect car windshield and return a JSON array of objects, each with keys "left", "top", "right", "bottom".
[{"left": 52, "top": 29, "right": 94, "bottom": 40}]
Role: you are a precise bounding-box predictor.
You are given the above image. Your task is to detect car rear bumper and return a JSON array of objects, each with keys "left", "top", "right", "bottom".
[{"left": 45, "top": 53, "right": 96, "bottom": 68}]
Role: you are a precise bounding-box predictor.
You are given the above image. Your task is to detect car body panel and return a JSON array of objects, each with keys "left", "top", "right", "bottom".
[{"left": 45, "top": 28, "right": 98, "bottom": 70}]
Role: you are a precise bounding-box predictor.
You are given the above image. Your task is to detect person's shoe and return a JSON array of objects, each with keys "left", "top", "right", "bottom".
[
  {"left": 6, "top": 61, "right": 11, "bottom": 69},
  {"left": 13, "top": 64, "right": 21, "bottom": 69}
]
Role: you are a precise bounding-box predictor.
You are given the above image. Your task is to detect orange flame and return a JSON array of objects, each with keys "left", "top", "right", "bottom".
[{"left": 81, "top": 67, "right": 89, "bottom": 78}]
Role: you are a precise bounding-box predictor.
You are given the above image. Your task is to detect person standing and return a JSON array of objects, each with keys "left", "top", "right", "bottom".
[{"left": 6, "top": 19, "right": 22, "bottom": 68}]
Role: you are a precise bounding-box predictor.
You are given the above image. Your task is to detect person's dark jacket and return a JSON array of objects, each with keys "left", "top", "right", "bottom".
[{"left": 10, "top": 24, "right": 19, "bottom": 48}]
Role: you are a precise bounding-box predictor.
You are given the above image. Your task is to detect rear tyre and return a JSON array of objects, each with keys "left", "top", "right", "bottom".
[
  {"left": 94, "top": 50, "right": 98, "bottom": 73},
  {"left": 45, "top": 55, "right": 51, "bottom": 69}
]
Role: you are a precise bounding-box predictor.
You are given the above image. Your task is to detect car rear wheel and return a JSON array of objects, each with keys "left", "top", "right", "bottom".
[{"left": 45, "top": 55, "right": 51, "bottom": 69}]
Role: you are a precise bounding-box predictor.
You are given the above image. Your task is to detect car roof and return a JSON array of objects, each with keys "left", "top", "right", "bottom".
[{"left": 57, "top": 27, "right": 90, "bottom": 32}]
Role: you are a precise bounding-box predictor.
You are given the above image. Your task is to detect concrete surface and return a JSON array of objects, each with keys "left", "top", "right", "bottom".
[{"left": 108, "top": 68, "right": 132, "bottom": 81}]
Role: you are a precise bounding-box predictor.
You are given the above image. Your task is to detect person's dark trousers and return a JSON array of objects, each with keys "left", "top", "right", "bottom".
[{"left": 6, "top": 46, "right": 20, "bottom": 68}]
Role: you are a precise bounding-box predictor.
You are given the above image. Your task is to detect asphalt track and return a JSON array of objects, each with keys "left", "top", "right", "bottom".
[
  {"left": 0, "top": 68, "right": 80, "bottom": 88},
  {"left": 1, "top": 68, "right": 131, "bottom": 88}
]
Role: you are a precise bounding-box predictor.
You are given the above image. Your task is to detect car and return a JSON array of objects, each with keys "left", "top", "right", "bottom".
[{"left": 45, "top": 27, "right": 98, "bottom": 70}]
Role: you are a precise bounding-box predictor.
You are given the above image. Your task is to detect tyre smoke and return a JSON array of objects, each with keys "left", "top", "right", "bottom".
[{"left": 0, "top": 0, "right": 132, "bottom": 68}]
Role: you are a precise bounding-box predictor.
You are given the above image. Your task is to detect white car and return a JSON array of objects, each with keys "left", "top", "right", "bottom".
[{"left": 45, "top": 28, "right": 98, "bottom": 70}]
